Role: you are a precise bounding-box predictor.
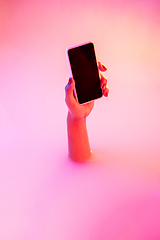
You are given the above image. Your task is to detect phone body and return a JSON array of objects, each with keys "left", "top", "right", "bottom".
[{"left": 66, "top": 41, "right": 102, "bottom": 104}]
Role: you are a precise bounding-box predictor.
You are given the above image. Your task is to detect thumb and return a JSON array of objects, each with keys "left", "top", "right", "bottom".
[
  {"left": 65, "top": 77, "right": 75, "bottom": 92},
  {"left": 65, "top": 77, "right": 76, "bottom": 106}
]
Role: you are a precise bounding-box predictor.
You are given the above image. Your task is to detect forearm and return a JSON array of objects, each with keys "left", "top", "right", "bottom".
[{"left": 67, "top": 111, "right": 92, "bottom": 161}]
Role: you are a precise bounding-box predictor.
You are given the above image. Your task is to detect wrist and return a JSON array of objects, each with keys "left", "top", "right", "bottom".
[{"left": 67, "top": 111, "right": 86, "bottom": 123}]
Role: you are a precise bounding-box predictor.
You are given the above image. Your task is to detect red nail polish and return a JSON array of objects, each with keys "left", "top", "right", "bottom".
[
  {"left": 105, "top": 92, "right": 109, "bottom": 97},
  {"left": 68, "top": 77, "right": 72, "bottom": 84},
  {"left": 102, "top": 64, "right": 107, "bottom": 71}
]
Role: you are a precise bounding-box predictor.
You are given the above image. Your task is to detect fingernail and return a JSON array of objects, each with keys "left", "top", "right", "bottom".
[
  {"left": 102, "top": 64, "right": 107, "bottom": 71},
  {"left": 104, "top": 92, "right": 108, "bottom": 97},
  {"left": 106, "top": 90, "right": 109, "bottom": 97},
  {"left": 68, "top": 77, "right": 73, "bottom": 85}
]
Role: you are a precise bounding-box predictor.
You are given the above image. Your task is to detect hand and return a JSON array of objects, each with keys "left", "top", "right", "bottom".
[{"left": 65, "top": 62, "right": 109, "bottom": 119}]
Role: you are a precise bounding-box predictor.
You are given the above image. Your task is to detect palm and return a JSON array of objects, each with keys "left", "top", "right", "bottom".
[
  {"left": 79, "top": 101, "right": 94, "bottom": 118},
  {"left": 71, "top": 99, "right": 94, "bottom": 119}
]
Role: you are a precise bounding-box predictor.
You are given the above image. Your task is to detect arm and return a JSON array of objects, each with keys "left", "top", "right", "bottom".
[
  {"left": 65, "top": 62, "right": 109, "bottom": 162},
  {"left": 67, "top": 111, "right": 91, "bottom": 161}
]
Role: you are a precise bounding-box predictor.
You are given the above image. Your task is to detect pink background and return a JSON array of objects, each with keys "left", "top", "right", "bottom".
[{"left": 0, "top": 0, "right": 160, "bottom": 239}]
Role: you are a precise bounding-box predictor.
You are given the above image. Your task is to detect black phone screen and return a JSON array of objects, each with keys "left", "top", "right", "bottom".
[{"left": 67, "top": 42, "right": 102, "bottom": 104}]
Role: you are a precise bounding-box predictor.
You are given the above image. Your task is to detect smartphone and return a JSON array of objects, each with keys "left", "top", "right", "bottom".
[{"left": 66, "top": 42, "right": 102, "bottom": 104}]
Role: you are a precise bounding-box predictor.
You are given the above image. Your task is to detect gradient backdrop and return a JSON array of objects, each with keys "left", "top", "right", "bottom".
[{"left": 0, "top": 0, "right": 160, "bottom": 239}]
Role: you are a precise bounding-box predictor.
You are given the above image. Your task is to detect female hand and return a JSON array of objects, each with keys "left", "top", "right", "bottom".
[{"left": 65, "top": 62, "right": 109, "bottom": 119}]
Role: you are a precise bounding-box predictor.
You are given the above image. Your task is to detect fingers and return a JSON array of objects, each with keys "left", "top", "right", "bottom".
[
  {"left": 99, "top": 72, "right": 109, "bottom": 97},
  {"left": 98, "top": 62, "right": 107, "bottom": 72},
  {"left": 98, "top": 62, "right": 109, "bottom": 97},
  {"left": 100, "top": 72, "right": 107, "bottom": 89},
  {"left": 102, "top": 85, "right": 109, "bottom": 97}
]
